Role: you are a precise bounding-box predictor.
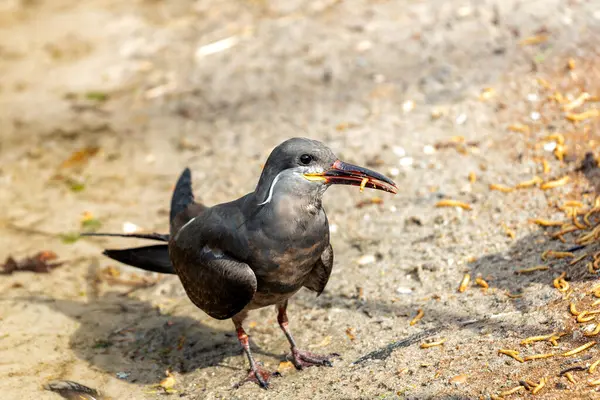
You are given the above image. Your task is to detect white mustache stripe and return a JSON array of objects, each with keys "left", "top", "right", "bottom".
[{"left": 257, "top": 170, "right": 285, "bottom": 206}]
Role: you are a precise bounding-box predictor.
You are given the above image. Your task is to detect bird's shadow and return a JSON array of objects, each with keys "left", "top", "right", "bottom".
[{"left": 23, "top": 263, "right": 281, "bottom": 385}]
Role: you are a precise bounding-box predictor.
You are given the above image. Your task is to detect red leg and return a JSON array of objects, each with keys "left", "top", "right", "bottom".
[
  {"left": 232, "top": 313, "right": 277, "bottom": 388},
  {"left": 277, "top": 301, "right": 339, "bottom": 370}
]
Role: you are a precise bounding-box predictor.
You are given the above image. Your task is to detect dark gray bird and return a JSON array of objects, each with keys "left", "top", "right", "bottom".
[{"left": 82, "top": 137, "right": 397, "bottom": 388}]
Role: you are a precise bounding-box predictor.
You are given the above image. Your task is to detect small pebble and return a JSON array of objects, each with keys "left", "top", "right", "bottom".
[
  {"left": 527, "top": 93, "right": 539, "bottom": 102},
  {"left": 122, "top": 222, "right": 138, "bottom": 234},
  {"left": 543, "top": 141, "right": 557, "bottom": 152},
  {"left": 449, "top": 374, "right": 468, "bottom": 384},
  {"left": 455, "top": 6, "right": 472, "bottom": 18},
  {"left": 373, "top": 74, "right": 386, "bottom": 83},
  {"left": 399, "top": 157, "right": 414, "bottom": 167},
  {"left": 402, "top": 100, "right": 415, "bottom": 113},
  {"left": 455, "top": 113, "right": 467, "bottom": 125},
  {"left": 423, "top": 145, "right": 435, "bottom": 155},
  {"left": 530, "top": 111, "right": 541, "bottom": 121},
  {"left": 358, "top": 254, "right": 376, "bottom": 265},
  {"left": 393, "top": 146, "right": 406, "bottom": 157},
  {"left": 329, "top": 224, "right": 338, "bottom": 234},
  {"left": 396, "top": 286, "right": 413, "bottom": 295},
  {"left": 356, "top": 40, "right": 372, "bottom": 52},
  {"left": 116, "top": 372, "right": 129, "bottom": 379},
  {"left": 389, "top": 167, "right": 400, "bottom": 177}
]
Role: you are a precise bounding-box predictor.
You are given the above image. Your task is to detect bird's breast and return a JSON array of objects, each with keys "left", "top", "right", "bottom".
[
  {"left": 243, "top": 201, "right": 329, "bottom": 303},
  {"left": 248, "top": 236, "right": 327, "bottom": 294}
]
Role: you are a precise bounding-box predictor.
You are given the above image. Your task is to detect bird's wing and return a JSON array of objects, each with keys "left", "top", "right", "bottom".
[
  {"left": 302, "top": 244, "right": 333, "bottom": 295},
  {"left": 169, "top": 209, "right": 256, "bottom": 320}
]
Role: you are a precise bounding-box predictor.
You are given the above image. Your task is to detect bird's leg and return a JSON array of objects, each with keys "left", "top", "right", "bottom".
[
  {"left": 277, "top": 301, "right": 339, "bottom": 369},
  {"left": 232, "top": 313, "right": 276, "bottom": 389}
]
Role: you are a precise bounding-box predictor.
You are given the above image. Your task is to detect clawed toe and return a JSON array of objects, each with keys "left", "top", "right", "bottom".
[{"left": 235, "top": 364, "right": 280, "bottom": 389}]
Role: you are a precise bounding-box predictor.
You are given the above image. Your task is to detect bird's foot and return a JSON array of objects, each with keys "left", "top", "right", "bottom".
[
  {"left": 236, "top": 364, "right": 280, "bottom": 389},
  {"left": 287, "top": 348, "right": 340, "bottom": 370}
]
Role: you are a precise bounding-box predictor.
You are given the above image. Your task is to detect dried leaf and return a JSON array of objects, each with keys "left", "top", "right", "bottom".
[
  {"left": 1, "top": 251, "right": 64, "bottom": 274},
  {"left": 60, "top": 147, "right": 100, "bottom": 169}
]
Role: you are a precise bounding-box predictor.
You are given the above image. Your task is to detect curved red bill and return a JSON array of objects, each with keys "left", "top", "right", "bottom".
[{"left": 320, "top": 160, "right": 398, "bottom": 194}]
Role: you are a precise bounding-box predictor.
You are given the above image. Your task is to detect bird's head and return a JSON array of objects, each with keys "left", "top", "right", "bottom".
[{"left": 255, "top": 137, "right": 397, "bottom": 206}]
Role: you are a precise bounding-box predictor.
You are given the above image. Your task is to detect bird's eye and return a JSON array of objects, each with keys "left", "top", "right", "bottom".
[{"left": 299, "top": 154, "right": 313, "bottom": 165}]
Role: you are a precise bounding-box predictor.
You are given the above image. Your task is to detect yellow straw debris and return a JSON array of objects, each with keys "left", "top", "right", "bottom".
[
  {"left": 566, "top": 109, "right": 599, "bottom": 122},
  {"left": 569, "top": 254, "right": 588, "bottom": 266},
  {"left": 475, "top": 277, "right": 489, "bottom": 289},
  {"left": 563, "top": 341, "right": 596, "bottom": 356},
  {"left": 516, "top": 176, "right": 543, "bottom": 189},
  {"left": 501, "top": 223, "right": 516, "bottom": 239},
  {"left": 536, "top": 78, "right": 551, "bottom": 89},
  {"left": 410, "top": 309, "right": 424, "bottom": 326},
  {"left": 541, "top": 176, "right": 570, "bottom": 190},
  {"left": 589, "top": 359, "right": 600, "bottom": 373},
  {"left": 531, "top": 377, "right": 546, "bottom": 394},
  {"left": 588, "top": 377, "right": 600, "bottom": 386},
  {"left": 499, "top": 386, "right": 524, "bottom": 396},
  {"left": 479, "top": 87, "right": 496, "bottom": 101},
  {"left": 519, "top": 35, "right": 548, "bottom": 46},
  {"left": 529, "top": 218, "right": 563, "bottom": 227},
  {"left": 489, "top": 183, "right": 514, "bottom": 193},
  {"left": 524, "top": 353, "right": 555, "bottom": 361},
  {"left": 553, "top": 272, "right": 569, "bottom": 292},
  {"left": 569, "top": 303, "right": 580, "bottom": 316},
  {"left": 541, "top": 158, "right": 550, "bottom": 174},
  {"left": 563, "top": 93, "right": 591, "bottom": 111},
  {"left": 507, "top": 123, "right": 530, "bottom": 134},
  {"left": 359, "top": 177, "right": 368, "bottom": 193},
  {"left": 458, "top": 273, "right": 470, "bottom": 293},
  {"left": 515, "top": 265, "right": 549, "bottom": 274},
  {"left": 498, "top": 349, "right": 524, "bottom": 363},
  {"left": 549, "top": 91, "right": 565, "bottom": 103},
  {"left": 543, "top": 251, "right": 575, "bottom": 261},
  {"left": 562, "top": 200, "right": 585, "bottom": 208},
  {"left": 520, "top": 334, "right": 556, "bottom": 345},
  {"left": 436, "top": 200, "right": 472, "bottom": 210},
  {"left": 577, "top": 311, "right": 596, "bottom": 323},
  {"left": 468, "top": 172, "right": 476, "bottom": 183},
  {"left": 544, "top": 133, "right": 565, "bottom": 145}
]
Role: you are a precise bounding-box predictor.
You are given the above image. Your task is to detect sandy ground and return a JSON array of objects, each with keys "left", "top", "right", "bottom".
[{"left": 2, "top": 0, "right": 600, "bottom": 399}]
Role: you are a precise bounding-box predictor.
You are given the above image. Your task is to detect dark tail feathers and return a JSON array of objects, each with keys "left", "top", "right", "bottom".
[
  {"left": 103, "top": 244, "right": 175, "bottom": 274},
  {"left": 170, "top": 167, "right": 194, "bottom": 224}
]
